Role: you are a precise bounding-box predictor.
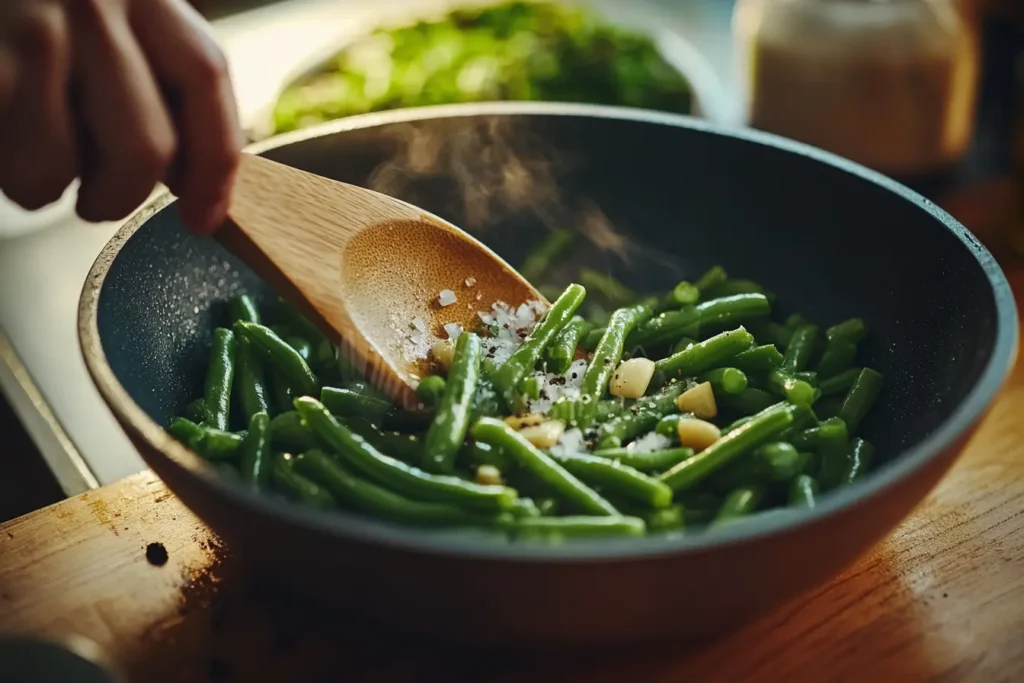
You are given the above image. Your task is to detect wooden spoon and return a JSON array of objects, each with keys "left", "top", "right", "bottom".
[{"left": 217, "top": 153, "right": 545, "bottom": 410}]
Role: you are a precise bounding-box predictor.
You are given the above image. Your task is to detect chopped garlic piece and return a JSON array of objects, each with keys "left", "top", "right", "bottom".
[
  {"left": 677, "top": 381, "right": 717, "bottom": 419},
  {"left": 475, "top": 465, "right": 503, "bottom": 486},
  {"left": 610, "top": 358, "right": 656, "bottom": 399},
  {"left": 431, "top": 339, "right": 455, "bottom": 370},
  {"left": 519, "top": 420, "right": 566, "bottom": 449},
  {"left": 504, "top": 413, "right": 546, "bottom": 430},
  {"left": 676, "top": 417, "right": 721, "bottom": 452}
]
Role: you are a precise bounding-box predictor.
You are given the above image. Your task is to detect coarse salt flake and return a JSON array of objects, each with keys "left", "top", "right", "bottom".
[
  {"left": 465, "top": 277, "right": 477, "bottom": 287},
  {"left": 443, "top": 323, "right": 463, "bottom": 340},
  {"left": 630, "top": 432, "right": 673, "bottom": 454},
  {"left": 438, "top": 290, "right": 457, "bottom": 307}
]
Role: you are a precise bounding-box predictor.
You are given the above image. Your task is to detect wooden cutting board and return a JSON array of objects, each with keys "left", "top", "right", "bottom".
[{"left": 1, "top": 267, "right": 1023, "bottom": 683}]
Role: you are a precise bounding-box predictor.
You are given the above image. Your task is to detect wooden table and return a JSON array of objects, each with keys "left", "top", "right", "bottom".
[{"left": 2, "top": 269, "right": 1023, "bottom": 683}]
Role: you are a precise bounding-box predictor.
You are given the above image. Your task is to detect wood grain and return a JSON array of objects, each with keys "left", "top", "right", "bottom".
[
  {"left": 2, "top": 266, "right": 1022, "bottom": 683},
  {"left": 220, "top": 154, "right": 542, "bottom": 409}
]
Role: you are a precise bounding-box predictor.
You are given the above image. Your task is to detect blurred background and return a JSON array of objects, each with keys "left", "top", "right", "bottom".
[{"left": 1, "top": 0, "right": 1022, "bottom": 520}]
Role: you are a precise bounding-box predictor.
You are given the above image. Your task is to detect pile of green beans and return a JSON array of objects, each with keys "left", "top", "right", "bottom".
[{"left": 169, "top": 259, "right": 884, "bottom": 543}]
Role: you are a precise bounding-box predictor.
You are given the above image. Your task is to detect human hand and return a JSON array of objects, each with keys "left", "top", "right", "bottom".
[{"left": 0, "top": 0, "right": 243, "bottom": 234}]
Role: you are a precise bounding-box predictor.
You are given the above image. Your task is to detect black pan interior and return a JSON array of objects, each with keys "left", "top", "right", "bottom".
[{"left": 96, "top": 112, "right": 1001, "bottom": 468}]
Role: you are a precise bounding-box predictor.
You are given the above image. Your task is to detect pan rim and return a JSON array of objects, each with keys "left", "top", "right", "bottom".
[{"left": 78, "top": 101, "right": 1019, "bottom": 562}]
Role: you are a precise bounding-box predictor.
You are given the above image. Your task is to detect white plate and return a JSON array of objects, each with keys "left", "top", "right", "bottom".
[{"left": 215, "top": 0, "right": 731, "bottom": 139}]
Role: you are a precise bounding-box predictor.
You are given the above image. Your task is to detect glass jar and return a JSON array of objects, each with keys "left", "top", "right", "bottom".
[{"left": 734, "top": 0, "right": 980, "bottom": 177}]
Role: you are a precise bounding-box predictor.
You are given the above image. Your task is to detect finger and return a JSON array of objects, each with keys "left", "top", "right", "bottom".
[
  {"left": 131, "top": 0, "right": 243, "bottom": 234},
  {"left": 70, "top": 0, "right": 177, "bottom": 223},
  {"left": 0, "top": 4, "right": 77, "bottom": 210}
]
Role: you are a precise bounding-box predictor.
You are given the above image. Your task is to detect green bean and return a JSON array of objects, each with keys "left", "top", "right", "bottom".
[
  {"left": 235, "top": 321, "right": 318, "bottom": 398},
  {"left": 704, "top": 278, "right": 766, "bottom": 299},
  {"left": 548, "top": 395, "right": 623, "bottom": 428},
  {"left": 643, "top": 504, "right": 684, "bottom": 533},
  {"left": 294, "top": 450, "right": 506, "bottom": 527},
  {"left": 346, "top": 418, "right": 422, "bottom": 465},
  {"left": 596, "top": 382, "right": 687, "bottom": 449},
  {"left": 784, "top": 314, "right": 810, "bottom": 329},
  {"left": 183, "top": 398, "right": 209, "bottom": 424},
  {"left": 239, "top": 412, "right": 272, "bottom": 487},
  {"left": 838, "top": 368, "right": 883, "bottom": 434},
  {"left": 660, "top": 403, "right": 796, "bottom": 492},
  {"left": 790, "top": 417, "right": 849, "bottom": 451},
  {"left": 472, "top": 418, "right": 616, "bottom": 516},
  {"left": 579, "top": 268, "right": 636, "bottom": 307},
  {"left": 321, "top": 386, "right": 391, "bottom": 421},
  {"left": 626, "top": 294, "right": 770, "bottom": 349},
  {"left": 789, "top": 474, "right": 818, "bottom": 508},
  {"left": 296, "top": 398, "right": 516, "bottom": 511},
  {"left": 748, "top": 321, "right": 793, "bottom": 349},
  {"left": 549, "top": 452, "right": 673, "bottom": 508},
  {"left": 826, "top": 318, "right": 868, "bottom": 345},
  {"left": 512, "top": 515, "right": 645, "bottom": 541},
  {"left": 284, "top": 335, "right": 313, "bottom": 363},
  {"left": 819, "top": 367, "right": 862, "bottom": 397},
  {"left": 584, "top": 302, "right": 611, "bottom": 327},
  {"left": 813, "top": 395, "right": 844, "bottom": 421},
  {"left": 781, "top": 324, "right": 819, "bottom": 372},
  {"left": 519, "top": 228, "right": 574, "bottom": 283},
  {"left": 767, "top": 369, "right": 819, "bottom": 406},
  {"left": 268, "top": 368, "right": 295, "bottom": 415},
  {"left": 227, "top": 294, "right": 260, "bottom": 324},
  {"left": 424, "top": 332, "right": 482, "bottom": 474},
  {"left": 794, "top": 371, "right": 819, "bottom": 386},
  {"left": 546, "top": 317, "right": 593, "bottom": 373},
  {"left": 659, "top": 281, "right": 700, "bottom": 310},
  {"left": 519, "top": 374, "right": 542, "bottom": 401},
  {"left": 269, "top": 411, "right": 317, "bottom": 453},
  {"left": 271, "top": 454, "right": 336, "bottom": 509},
  {"left": 510, "top": 497, "right": 541, "bottom": 519},
  {"left": 816, "top": 342, "right": 856, "bottom": 378},
  {"left": 460, "top": 440, "right": 515, "bottom": 471},
  {"left": 655, "top": 413, "right": 684, "bottom": 438},
  {"left": 271, "top": 298, "right": 337, "bottom": 372},
  {"left": 469, "top": 378, "right": 504, "bottom": 423},
  {"left": 711, "top": 486, "right": 763, "bottom": 526},
  {"left": 654, "top": 327, "right": 755, "bottom": 377},
  {"left": 698, "top": 367, "right": 748, "bottom": 395},
  {"left": 819, "top": 436, "right": 875, "bottom": 491},
  {"left": 711, "top": 441, "right": 805, "bottom": 491},
  {"left": 678, "top": 492, "right": 722, "bottom": 526},
  {"left": 168, "top": 417, "right": 205, "bottom": 451},
  {"left": 590, "top": 446, "right": 694, "bottom": 473},
  {"left": 203, "top": 328, "right": 237, "bottom": 430},
  {"left": 672, "top": 336, "right": 697, "bottom": 354},
  {"left": 416, "top": 375, "right": 447, "bottom": 409},
  {"left": 492, "top": 284, "right": 585, "bottom": 409},
  {"left": 168, "top": 417, "right": 244, "bottom": 461},
  {"left": 732, "top": 344, "right": 784, "bottom": 373},
  {"left": 577, "top": 302, "right": 651, "bottom": 425},
  {"left": 718, "top": 388, "right": 779, "bottom": 416},
  {"left": 694, "top": 265, "right": 728, "bottom": 293},
  {"left": 235, "top": 337, "right": 270, "bottom": 420}
]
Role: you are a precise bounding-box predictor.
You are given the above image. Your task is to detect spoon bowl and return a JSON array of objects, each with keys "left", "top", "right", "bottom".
[{"left": 219, "top": 154, "right": 542, "bottom": 407}]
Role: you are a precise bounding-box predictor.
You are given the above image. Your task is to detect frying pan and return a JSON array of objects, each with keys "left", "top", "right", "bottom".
[{"left": 78, "top": 103, "right": 1018, "bottom": 647}]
